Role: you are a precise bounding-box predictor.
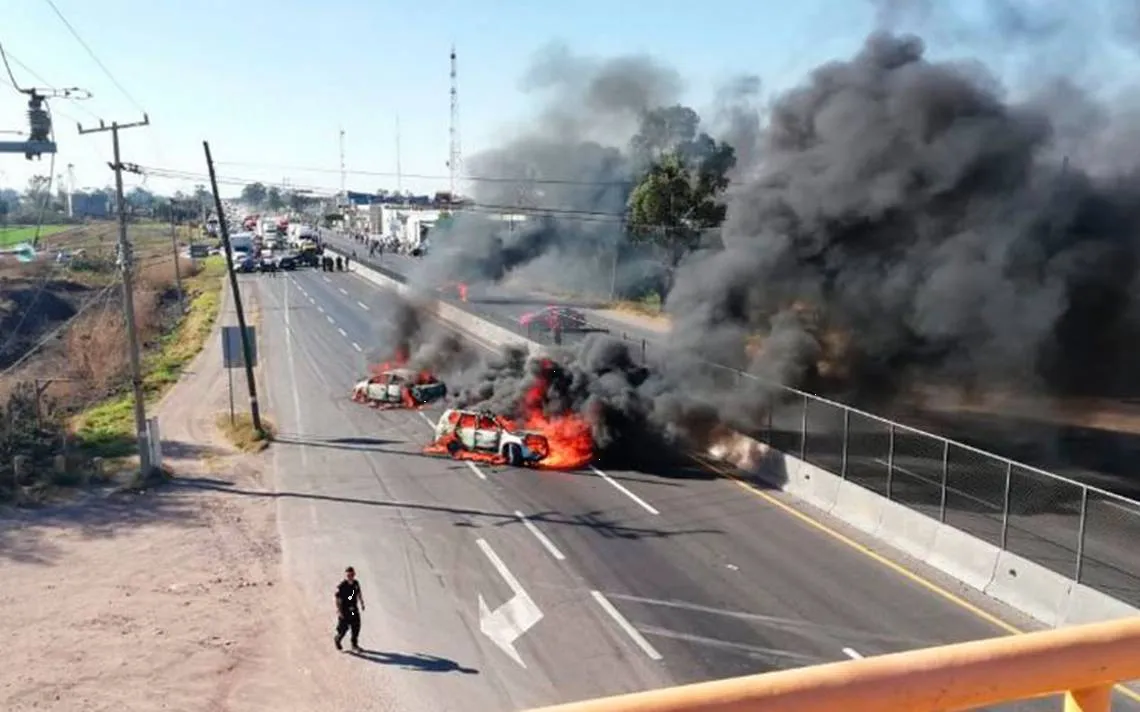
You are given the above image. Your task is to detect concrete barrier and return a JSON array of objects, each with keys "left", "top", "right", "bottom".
[{"left": 330, "top": 246, "right": 1140, "bottom": 628}]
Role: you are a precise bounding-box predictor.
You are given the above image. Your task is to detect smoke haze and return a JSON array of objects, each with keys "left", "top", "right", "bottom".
[{"left": 408, "top": 10, "right": 1140, "bottom": 460}]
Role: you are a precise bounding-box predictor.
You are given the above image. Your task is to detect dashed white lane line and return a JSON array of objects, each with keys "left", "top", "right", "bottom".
[
  {"left": 326, "top": 315, "right": 335, "bottom": 324},
  {"left": 588, "top": 465, "right": 659, "bottom": 515},
  {"left": 316, "top": 305, "right": 323, "bottom": 313},
  {"left": 357, "top": 301, "right": 369, "bottom": 311},
  {"left": 590, "top": 591, "right": 663, "bottom": 661},
  {"left": 322, "top": 276, "right": 330, "bottom": 282},
  {"left": 515, "top": 511, "right": 565, "bottom": 561},
  {"left": 351, "top": 342, "right": 362, "bottom": 352},
  {"left": 466, "top": 461, "right": 488, "bottom": 481},
  {"left": 309, "top": 297, "right": 315, "bottom": 305},
  {"left": 842, "top": 647, "right": 864, "bottom": 659},
  {"left": 338, "top": 327, "right": 347, "bottom": 337}
]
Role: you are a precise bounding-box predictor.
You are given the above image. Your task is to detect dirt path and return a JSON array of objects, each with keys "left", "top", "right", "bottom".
[{"left": 0, "top": 281, "right": 377, "bottom": 712}]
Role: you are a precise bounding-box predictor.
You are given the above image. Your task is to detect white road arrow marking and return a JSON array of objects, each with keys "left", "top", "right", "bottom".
[{"left": 476, "top": 538, "right": 543, "bottom": 668}]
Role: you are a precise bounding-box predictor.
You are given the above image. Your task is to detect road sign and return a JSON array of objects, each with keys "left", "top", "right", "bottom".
[
  {"left": 189, "top": 243, "right": 210, "bottom": 258},
  {"left": 221, "top": 325, "right": 257, "bottom": 369}
]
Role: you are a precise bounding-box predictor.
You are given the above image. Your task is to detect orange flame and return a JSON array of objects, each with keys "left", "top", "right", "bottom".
[
  {"left": 518, "top": 359, "right": 593, "bottom": 470},
  {"left": 363, "top": 344, "right": 438, "bottom": 410}
]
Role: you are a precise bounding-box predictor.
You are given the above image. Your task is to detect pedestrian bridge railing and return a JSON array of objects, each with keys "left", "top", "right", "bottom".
[{"left": 525, "top": 617, "right": 1140, "bottom": 712}]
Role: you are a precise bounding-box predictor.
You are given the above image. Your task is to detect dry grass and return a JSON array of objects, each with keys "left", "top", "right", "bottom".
[
  {"left": 69, "top": 255, "right": 227, "bottom": 456},
  {"left": 215, "top": 412, "right": 275, "bottom": 452}
]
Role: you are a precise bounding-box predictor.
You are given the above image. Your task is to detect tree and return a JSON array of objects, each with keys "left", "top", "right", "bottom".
[
  {"left": 265, "top": 187, "right": 284, "bottom": 210},
  {"left": 193, "top": 184, "right": 211, "bottom": 208},
  {"left": 24, "top": 175, "right": 51, "bottom": 206},
  {"left": 241, "top": 182, "right": 267, "bottom": 206},
  {"left": 629, "top": 105, "right": 701, "bottom": 169},
  {"left": 626, "top": 107, "right": 737, "bottom": 292}
]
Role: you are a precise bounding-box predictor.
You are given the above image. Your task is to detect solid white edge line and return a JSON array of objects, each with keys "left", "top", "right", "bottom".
[
  {"left": 590, "top": 590, "right": 662, "bottom": 661},
  {"left": 842, "top": 647, "right": 864, "bottom": 659},
  {"left": 337, "top": 327, "right": 347, "bottom": 337},
  {"left": 351, "top": 342, "right": 362, "bottom": 352},
  {"left": 357, "top": 301, "right": 369, "bottom": 310},
  {"left": 466, "top": 461, "right": 488, "bottom": 481},
  {"left": 416, "top": 410, "right": 435, "bottom": 427},
  {"left": 588, "top": 465, "right": 659, "bottom": 515},
  {"left": 514, "top": 510, "right": 566, "bottom": 561}
]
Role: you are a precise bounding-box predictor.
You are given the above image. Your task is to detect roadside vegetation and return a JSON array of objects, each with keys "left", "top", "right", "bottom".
[
  {"left": 0, "top": 224, "right": 75, "bottom": 247},
  {"left": 215, "top": 413, "right": 275, "bottom": 453},
  {"left": 72, "top": 255, "right": 226, "bottom": 456},
  {"left": 0, "top": 219, "right": 225, "bottom": 502}
]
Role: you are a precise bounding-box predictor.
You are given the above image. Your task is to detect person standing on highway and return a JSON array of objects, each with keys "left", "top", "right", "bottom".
[{"left": 334, "top": 566, "right": 365, "bottom": 652}]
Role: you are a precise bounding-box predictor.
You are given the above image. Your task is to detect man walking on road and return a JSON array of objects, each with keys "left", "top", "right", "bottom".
[{"left": 334, "top": 566, "right": 365, "bottom": 652}]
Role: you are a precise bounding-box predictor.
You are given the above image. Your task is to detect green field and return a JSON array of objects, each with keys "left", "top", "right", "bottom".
[{"left": 0, "top": 224, "right": 74, "bottom": 247}]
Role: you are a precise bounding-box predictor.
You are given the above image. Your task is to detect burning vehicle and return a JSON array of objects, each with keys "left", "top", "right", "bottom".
[
  {"left": 351, "top": 363, "right": 447, "bottom": 409},
  {"left": 424, "top": 408, "right": 550, "bottom": 466},
  {"left": 427, "top": 355, "right": 596, "bottom": 470}
]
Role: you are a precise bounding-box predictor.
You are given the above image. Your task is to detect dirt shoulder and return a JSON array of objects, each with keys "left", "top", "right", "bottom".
[{"left": 0, "top": 280, "right": 360, "bottom": 712}]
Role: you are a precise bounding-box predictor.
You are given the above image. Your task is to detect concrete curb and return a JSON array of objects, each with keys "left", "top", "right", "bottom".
[{"left": 326, "top": 246, "right": 1140, "bottom": 629}]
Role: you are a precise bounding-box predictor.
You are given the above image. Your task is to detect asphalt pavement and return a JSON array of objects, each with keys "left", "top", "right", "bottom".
[
  {"left": 247, "top": 261, "right": 1137, "bottom": 710},
  {"left": 322, "top": 232, "right": 1140, "bottom": 610}
]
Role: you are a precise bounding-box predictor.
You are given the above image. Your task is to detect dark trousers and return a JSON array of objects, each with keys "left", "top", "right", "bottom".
[{"left": 336, "top": 610, "right": 361, "bottom": 646}]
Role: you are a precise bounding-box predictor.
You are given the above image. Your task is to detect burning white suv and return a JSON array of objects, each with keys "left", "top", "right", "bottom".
[{"left": 428, "top": 408, "right": 549, "bottom": 467}]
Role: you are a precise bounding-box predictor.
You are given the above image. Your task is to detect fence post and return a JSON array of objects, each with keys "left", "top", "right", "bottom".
[
  {"left": 1075, "top": 487, "right": 1089, "bottom": 583},
  {"left": 641, "top": 339, "right": 647, "bottom": 363},
  {"left": 799, "top": 396, "right": 808, "bottom": 461},
  {"left": 764, "top": 400, "right": 772, "bottom": 445},
  {"left": 1000, "top": 461, "right": 1013, "bottom": 550},
  {"left": 840, "top": 408, "right": 849, "bottom": 480},
  {"left": 939, "top": 440, "right": 950, "bottom": 523},
  {"left": 886, "top": 424, "right": 895, "bottom": 500}
]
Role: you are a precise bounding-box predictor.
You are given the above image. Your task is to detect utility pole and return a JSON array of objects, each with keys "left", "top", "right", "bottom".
[
  {"left": 395, "top": 114, "right": 403, "bottom": 194},
  {"left": 204, "top": 141, "right": 264, "bottom": 436},
  {"left": 78, "top": 115, "right": 152, "bottom": 475},
  {"left": 169, "top": 199, "right": 185, "bottom": 313}
]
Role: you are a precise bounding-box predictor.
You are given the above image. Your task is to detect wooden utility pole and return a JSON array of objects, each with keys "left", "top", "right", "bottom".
[
  {"left": 203, "top": 141, "right": 264, "bottom": 435},
  {"left": 169, "top": 200, "right": 185, "bottom": 314},
  {"left": 78, "top": 115, "right": 152, "bottom": 474}
]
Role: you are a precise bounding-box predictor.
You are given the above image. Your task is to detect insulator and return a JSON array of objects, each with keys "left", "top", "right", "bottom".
[{"left": 27, "top": 97, "right": 51, "bottom": 143}]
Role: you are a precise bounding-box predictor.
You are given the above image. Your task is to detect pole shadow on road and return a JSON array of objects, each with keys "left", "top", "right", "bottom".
[
  {"left": 346, "top": 649, "right": 479, "bottom": 674},
  {"left": 172, "top": 477, "right": 720, "bottom": 540}
]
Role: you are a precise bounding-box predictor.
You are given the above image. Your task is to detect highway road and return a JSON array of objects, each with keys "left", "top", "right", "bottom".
[
  {"left": 323, "top": 232, "right": 1140, "bottom": 610},
  {"left": 248, "top": 262, "right": 1139, "bottom": 710}
]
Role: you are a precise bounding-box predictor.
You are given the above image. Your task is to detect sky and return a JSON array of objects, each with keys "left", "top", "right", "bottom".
[{"left": 0, "top": 0, "right": 1133, "bottom": 201}]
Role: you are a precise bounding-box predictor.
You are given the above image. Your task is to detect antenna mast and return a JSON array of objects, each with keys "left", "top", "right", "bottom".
[
  {"left": 448, "top": 44, "right": 462, "bottom": 197},
  {"left": 338, "top": 127, "right": 346, "bottom": 204}
]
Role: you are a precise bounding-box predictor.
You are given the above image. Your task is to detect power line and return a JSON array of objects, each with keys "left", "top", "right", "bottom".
[
  {"left": 212, "top": 160, "right": 635, "bottom": 187},
  {"left": 0, "top": 42, "right": 97, "bottom": 120},
  {"left": 0, "top": 278, "right": 119, "bottom": 379},
  {"left": 41, "top": 0, "right": 145, "bottom": 114}
]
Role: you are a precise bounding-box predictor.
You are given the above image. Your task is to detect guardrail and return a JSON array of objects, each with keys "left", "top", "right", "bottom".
[
  {"left": 524, "top": 616, "right": 1140, "bottom": 712},
  {"left": 322, "top": 232, "right": 1140, "bottom": 609}
]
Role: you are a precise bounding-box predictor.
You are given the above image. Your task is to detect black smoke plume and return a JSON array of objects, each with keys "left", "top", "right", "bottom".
[
  {"left": 666, "top": 31, "right": 1140, "bottom": 403},
  {"left": 409, "top": 45, "right": 674, "bottom": 297},
  {"left": 367, "top": 295, "right": 478, "bottom": 376}
]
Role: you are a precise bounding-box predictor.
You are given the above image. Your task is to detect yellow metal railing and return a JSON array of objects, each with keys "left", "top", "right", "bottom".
[{"left": 526, "top": 617, "right": 1140, "bottom": 712}]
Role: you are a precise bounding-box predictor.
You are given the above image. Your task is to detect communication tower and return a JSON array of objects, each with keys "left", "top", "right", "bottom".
[{"left": 448, "top": 45, "right": 462, "bottom": 197}]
